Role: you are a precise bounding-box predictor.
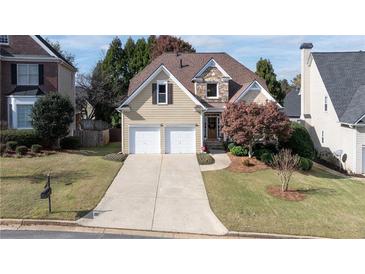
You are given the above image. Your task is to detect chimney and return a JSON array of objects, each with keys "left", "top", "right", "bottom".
[{"left": 300, "top": 42, "right": 313, "bottom": 120}]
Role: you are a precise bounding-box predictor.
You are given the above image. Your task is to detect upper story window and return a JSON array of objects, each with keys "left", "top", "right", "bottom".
[
  {"left": 157, "top": 80, "right": 168, "bottom": 104},
  {"left": 207, "top": 83, "right": 218, "bottom": 98},
  {"left": 321, "top": 130, "right": 325, "bottom": 144},
  {"left": 17, "top": 64, "right": 39, "bottom": 86},
  {"left": 324, "top": 96, "right": 328, "bottom": 112},
  {"left": 0, "top": 35, "right": 9, "bottom": 44}
]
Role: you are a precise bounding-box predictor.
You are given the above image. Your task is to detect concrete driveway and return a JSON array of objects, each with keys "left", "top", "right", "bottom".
[{"left": 78, "top": 154, "right": 227, "bottom": 235}]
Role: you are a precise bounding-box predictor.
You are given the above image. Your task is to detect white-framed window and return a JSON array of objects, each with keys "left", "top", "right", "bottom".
[
  {"left": 16, "top": 104, "right": 33, "bottom": 129},
  {"left": 321, "top": 130, "right": 325, "bottom": 144},
  {"left": 17, "top": 64, "right": 39, "bottom": 86},
  {"left": 206, "top": 83, "right": 218, "bottom": 98},
  {"left": 0, "top": 35, "right": 9, "bottom": 45},
  {"left": 324, "top": 96, "right": 328, "bottom": 112},
  {"left": 157, "top": 80, "right": 168, "bottom": 104}
]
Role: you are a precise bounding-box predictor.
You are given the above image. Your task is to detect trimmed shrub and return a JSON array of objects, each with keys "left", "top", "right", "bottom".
[
  {"left": 299, "top": 157, "right": 313, "bottom": 171},
  {"left": 254, "top": 148, "right": 271, "bottom": 160},
  {"left": 261, "top": 152, "right": 273, "bottom": 165},
  {"left": 230, "top": 146, "right": 248, "bottom": 157},
  {"left": 0, "top": 143, "right": 6, "bottom": 155},
  {"left": 6, "top": 141, "right": 18, "bottom": 151},
  {"left": 15, "top": 145, "right": 28, "bottom": 156},
  {"left": 60, "top": 136, "right": 81, "bottom": 149},
  {"left": 282, "top": 122, "right": 315, "bottom": 159},
  {"left": 31, "top": 144, "right": 43, "bottom": 153},
  {"left": 196, "top": 153, "right": 215, "bottom": 165},
  {"left": 0, "top": 129, "right": 42, "bottom": 148},
  {"left": 103, "top": 153, "right": 128, "bottom": 162},
  {"left": 227, "top": 143, "right": 235, "bottom": 151}
]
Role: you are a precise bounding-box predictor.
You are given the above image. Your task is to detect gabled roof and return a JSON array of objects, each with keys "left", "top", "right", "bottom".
[
  {"left": 283, "top": 88, "right": 301, "bottom": 118},
  {"left": 312, "top": 51, "right": 365, "bottom": 124},
  {"left": 127, "top": 52, "right": 268, "bottom": 100},
  {"left": 35, "top": 35, "right": 76, "bottom": 69}
]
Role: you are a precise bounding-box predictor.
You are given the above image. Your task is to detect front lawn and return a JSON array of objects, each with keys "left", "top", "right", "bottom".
[
  {"left": 0, "top": 143, "right": 123, "bottom": 220},
  {"left": 202, "top": 166, "right": 365, "bottom": 238}
]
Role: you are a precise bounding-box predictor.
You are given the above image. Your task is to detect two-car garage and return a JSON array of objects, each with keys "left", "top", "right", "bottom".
[{"left": 129, "top": 125, "right": 196, "bottom": 154}]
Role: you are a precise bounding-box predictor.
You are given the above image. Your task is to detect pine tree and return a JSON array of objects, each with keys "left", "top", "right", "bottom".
[{"left": 255, "top": 58, "right": 285, "bottom": 104}]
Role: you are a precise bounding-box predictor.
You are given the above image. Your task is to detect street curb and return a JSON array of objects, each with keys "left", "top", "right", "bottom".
[
  {"left": 227, "top": 231, "right": 326, "bottom": 239},
  {"left": 1, "top": 219, "right": 327, "bottom": 239}
]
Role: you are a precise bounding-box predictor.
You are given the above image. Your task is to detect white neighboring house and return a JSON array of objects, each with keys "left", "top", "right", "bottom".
[{"left": 300, "top": 43, "right": 365, "bottom": 174}]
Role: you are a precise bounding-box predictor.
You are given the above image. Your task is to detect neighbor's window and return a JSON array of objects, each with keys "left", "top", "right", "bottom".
[
  {"left": 17, "top": 105, "right": 33, "bottom": 128},
  {"left": 17, "top": 64, "right": 39, "bottom": 86},
  {"left": 321, "top": 130, "right": 325, "bottom": 143},
  {"left": 207, "top": 83, "right": 218, "bottom": 98},
  {"left": 157, "top": 81, "right": 167, "bottom": 104},
  {"left": 324, "top": 96, "right": 328, "bottom": 112},
  {"left": 0, "top": 35, "right": 9, "bottom": 44}
]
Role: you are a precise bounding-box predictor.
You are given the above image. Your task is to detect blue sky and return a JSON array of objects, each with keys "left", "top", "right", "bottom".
[{"left": 47, "top": 35, "right": 365, "bottom": 80}]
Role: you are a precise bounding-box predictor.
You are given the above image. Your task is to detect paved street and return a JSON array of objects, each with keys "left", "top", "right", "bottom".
[{"left": 0, "top": 230, "right": 164, "bottom": 239}]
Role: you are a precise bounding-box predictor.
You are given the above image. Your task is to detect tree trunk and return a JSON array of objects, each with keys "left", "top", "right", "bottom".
[{"left": 248, "top": 144, "right": 253, "bottom": 158}]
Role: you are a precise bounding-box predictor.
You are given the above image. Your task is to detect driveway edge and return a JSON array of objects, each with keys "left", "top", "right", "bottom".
[{"left": 227, "top": 231, "right": 327, "bottom": 239}]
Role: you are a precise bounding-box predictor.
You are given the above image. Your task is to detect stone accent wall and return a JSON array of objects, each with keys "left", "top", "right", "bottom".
[{"left": 195, "top": 67, "right": 229, "bottom": 103}]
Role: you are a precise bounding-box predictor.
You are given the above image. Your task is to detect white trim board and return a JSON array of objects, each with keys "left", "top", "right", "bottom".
[
  {"left": 192, "top": 58, "right": 232, "bottom": 80},
  {"left": 118, "top": 65, "right": 206, "bottom": 110},
  {"left": 233, "top": 80, "right": 282, "bottom": 107}
]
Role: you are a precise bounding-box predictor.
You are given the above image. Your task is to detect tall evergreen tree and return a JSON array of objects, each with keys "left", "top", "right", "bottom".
[
  {"left": 279, "top": 79, "right": 292, "bottom": 94},
  {"left": 255, "top": 58, "right": 285, "bottom": 104},
  {"left": 102, "top": 36, "right": 125, "bottom": 97},
  {"left": 291, "top": 74, "right": 301, "bottom": 90}
]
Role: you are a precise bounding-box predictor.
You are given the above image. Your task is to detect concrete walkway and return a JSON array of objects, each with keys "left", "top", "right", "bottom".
[
  {"left": 200, "top": 150, "right": 231, "bottom": 171},
  {"left": 77, "top": 154, "right": 227, "bottom": 235}
]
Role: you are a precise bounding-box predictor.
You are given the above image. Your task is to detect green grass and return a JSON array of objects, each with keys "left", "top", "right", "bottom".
[
  {"left": 202, "top": 167, "right": 365, "bottom": 238},
  {"left": 0, "top": 143, "right": 123, "bottom": 220}
]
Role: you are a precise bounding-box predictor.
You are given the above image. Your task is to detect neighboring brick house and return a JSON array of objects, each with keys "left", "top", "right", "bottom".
[
  {"left": 117, "top": 52, "right": 278, "bottom": 154},
  {"left": 0, "top": 35, "right": 77, "bottom": 130}
]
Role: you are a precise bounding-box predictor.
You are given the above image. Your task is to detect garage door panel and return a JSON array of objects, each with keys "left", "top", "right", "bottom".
[
  {"left": 130, "top": 127, "right": 160, "bottom": 154},
  {"left": 166, "top": 127, "right": 196, "bottom": 154}
]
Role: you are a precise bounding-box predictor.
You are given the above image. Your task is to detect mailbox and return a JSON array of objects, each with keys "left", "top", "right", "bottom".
[{"left": 40, "top": 186, "right": 52, "bottom": 199}]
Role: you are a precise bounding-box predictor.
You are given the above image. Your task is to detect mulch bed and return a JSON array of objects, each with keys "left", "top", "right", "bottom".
[
  {"left": 266, "top": 185, "right": 306, "bottom": 201},
  {"left": 227, "top": 153, "right": 269, "bottom": 173}
]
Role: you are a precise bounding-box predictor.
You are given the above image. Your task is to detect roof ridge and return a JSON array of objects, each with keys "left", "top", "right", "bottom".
[{"left": 313, "top": 51, "right": 365, "bottom": 54}]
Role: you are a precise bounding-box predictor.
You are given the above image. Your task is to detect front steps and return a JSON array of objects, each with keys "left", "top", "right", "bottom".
[{"left": 206, "top": 140, "right": 225, "bottom": 151}]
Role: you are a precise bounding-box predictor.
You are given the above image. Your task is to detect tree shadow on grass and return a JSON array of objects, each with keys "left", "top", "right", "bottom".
[
  {"left": 0, "top": 170, "right": 91, "bottom": 185},
  {"left": 296, "top": 187, "right": 337, "bottom": 196}
]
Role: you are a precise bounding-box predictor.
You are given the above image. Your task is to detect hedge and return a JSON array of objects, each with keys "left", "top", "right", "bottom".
[
  {"left": 15, "top": 146, "right": 28, "bottom": 156},
  {"left": 0, "top": 129, "right": 42, "bottom": 148},
  {"left": 299, "top": 157, "right": 313, "bottom": 171},
  {"left": 261, "top": 152, "right": 273, "bottom": 165},
  {"left": 282, "top": 122, "right": 315, "bottom": 159},
  {"left": 60, "top": 136, "right": 81, "bottom": 149}
]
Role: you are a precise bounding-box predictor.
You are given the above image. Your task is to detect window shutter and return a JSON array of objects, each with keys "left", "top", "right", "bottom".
[
  {"left": 152, "top": 83, "right": 157, "bottom": 104},
  {"left": 38, "top": 64, "right": 44, "bottom": 85},
  {"left": 11, "top": 64, "right": 17, "bottom": 85},
  {"left": 168, "top": 83, "right": 173, "bottom": 104}
]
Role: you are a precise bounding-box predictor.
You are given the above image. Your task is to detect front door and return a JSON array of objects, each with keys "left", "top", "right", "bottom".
[{"left": 207, "top": 117, "right": 217, "bottom": 140}]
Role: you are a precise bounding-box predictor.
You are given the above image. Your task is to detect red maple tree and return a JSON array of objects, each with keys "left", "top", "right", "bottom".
[{"left": 221, "top": 101, "right": 292, "bottom": 157}]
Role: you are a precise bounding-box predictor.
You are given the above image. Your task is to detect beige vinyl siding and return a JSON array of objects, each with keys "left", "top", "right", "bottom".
[
  {"left": 122, "top": 70, "right": 201, "bottom": 153},
  {"left": 239, "top": 89, "right": 268, "bottom": 104}
]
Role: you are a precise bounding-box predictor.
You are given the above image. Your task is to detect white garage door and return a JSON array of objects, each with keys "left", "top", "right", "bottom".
[
  {"left": 129, "top": 126, "right": 160, "bottom": 154},
  {"left": 165, "top": 126, "right": 196, "bottom": 154}
]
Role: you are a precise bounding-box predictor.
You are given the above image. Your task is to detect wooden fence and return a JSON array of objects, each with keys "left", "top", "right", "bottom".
[{"left": 74, "top": 129, "right": 110, "bottom": 147}]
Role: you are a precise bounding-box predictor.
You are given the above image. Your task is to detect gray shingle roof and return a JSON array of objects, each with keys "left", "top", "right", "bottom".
[
  {"left": 283, "top": 88, "right": 301, "bottom": 118},
  {"left": 9, "top": 86, "right": 45, "bottom": 96},
  {"left": 312, "top": 51, "right": 365, "bottom": 124}
]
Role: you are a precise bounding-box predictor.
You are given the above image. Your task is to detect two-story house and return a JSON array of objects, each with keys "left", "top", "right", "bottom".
[
  {"left": 0, "top": 35, "right": 77, "bottom": 130},
  {"left": 300, "top": 43, "right": 365, "bottom": 174},
  {"left": 117, "top": 52, "right": 277, "bottom": 154}
]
